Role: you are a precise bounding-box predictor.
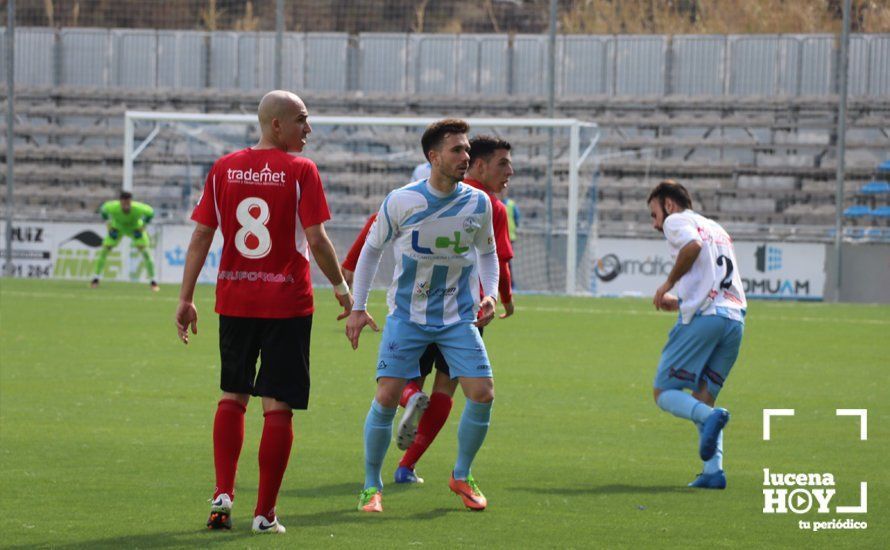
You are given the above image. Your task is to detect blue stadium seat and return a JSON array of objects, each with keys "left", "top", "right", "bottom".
[
  {"left": 860, "top": 181, "right": 890, "bottom": 194},
  {"left": 843, "top": 205, "right": 871, "bottom": 218},
  {"left": 872, "top": 206, "right": 890, "bottom": 218}
]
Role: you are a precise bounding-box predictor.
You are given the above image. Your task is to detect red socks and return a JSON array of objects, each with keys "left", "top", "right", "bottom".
[
  {"left": 399, "top": 380, "right": 423, "bottom": 408},
  {"left": 212, "top": 401, "right": 294, "bottom": 520},
  {"left": 399, "top": 392, "right": 453, "bottom": 469},
  {"left": 213, "top": 399, "right": 247, "bottom": 500},
  {"left": 254, "top": 410, "right": 294, "bottom": 520}
]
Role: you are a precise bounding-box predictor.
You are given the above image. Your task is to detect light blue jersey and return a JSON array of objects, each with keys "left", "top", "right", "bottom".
[{"left": 366, "top": 179, "right": 496, "bottom": 326}]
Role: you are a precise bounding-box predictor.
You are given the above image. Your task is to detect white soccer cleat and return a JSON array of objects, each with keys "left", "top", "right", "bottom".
[
  {"left": 252, "top": 514, "right": 286, "bottom": 534},
  {"left": 396, "top": 391, "right": 430, "bottom": 450}
]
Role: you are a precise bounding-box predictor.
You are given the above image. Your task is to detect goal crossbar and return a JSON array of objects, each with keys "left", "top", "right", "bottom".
[{"left": 123, "top": 111, "right": 599, "bottom": 294}]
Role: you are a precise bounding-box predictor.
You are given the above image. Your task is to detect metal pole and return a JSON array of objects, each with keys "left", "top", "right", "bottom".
[
  {"left": 545, "top": 0, "right": 557, "bottom": 289},
  {"left": 833, "top": 0, "right": 851, "bottom": 302},
  {"left": 275, "top": 0, "right": 284, "bottom": 89},
  {"left": 566, "top": 123, "right": 579, "bottom": 294},
  {"left": 123, "top": 115, "right": 135, "bottom": 192},
  {"left": 4, "top": 0, "right": 15, "bottom": 277}
]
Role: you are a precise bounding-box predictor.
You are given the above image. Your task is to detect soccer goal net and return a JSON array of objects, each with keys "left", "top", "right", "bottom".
[{"left": 123, "top": 111, "right": 599, "bottom": 295}]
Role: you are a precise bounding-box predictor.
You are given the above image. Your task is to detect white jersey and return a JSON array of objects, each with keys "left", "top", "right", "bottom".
[
  {"left": 366, "top": 179, "right": 496, "bottom": 326},
  {"left": 663, "top": 210, "right": 747, "bottom": 325}
]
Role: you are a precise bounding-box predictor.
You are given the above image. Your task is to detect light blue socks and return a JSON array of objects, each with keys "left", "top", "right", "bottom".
[
  {"left": 453, "top": 399, "right": 493, "bottom": 480},
  {"left": 656, "top": 389, "right": 712, "bottom": 424},
  {"left": 363, "top": 399, "right": 396, "bottom": 490}
]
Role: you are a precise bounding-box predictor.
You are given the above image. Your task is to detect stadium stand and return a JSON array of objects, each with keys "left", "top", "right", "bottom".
[{"left": 1, "top": 84, "right": 888, "bottom": 240}]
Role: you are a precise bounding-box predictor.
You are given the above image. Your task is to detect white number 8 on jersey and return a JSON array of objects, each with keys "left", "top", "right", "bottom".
[{"left": 235, "top": 197, "right": 272, "bottom": 259}]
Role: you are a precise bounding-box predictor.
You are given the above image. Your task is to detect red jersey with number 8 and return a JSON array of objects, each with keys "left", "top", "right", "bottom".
[{"left": 192, "top": 148, "right": 331, "bottom": 318}]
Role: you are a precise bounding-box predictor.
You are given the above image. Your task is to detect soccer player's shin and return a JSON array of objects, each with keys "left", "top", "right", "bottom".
[
  {"left": 363, "top": 399, "right": 396, "bottom": 490},
  {"left": 453, "top": 399, "right": 492, "bottom": 480},
  {"left": 213, "top": 399, "right": 246, "bottom": 499},
  {"left": 656, "top": 389, "right": 712, "bottom": 424},
  {"left": 400, "top": 391, "right": 453, "bottom": 469},
  {"left": 94, "top": 247, "right": 110, "bottom": 277},
  {"left": 254, "top": 410, "right": 294, "bottom": 520},
  {"left": 139, "top": 247, "right": 156, "bottom": 279}
]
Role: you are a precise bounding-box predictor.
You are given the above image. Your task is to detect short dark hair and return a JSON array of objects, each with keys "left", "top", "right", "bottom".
[
  {"left": 647, "top": 179, "right": 692, "bottom": 211},
  {"left": 469, "top": 135, "right": 511, "bottom": 167},
  {"left": 120, "top": 191, "right": 133, "bottom": 200},
  {"left": 421, "top": 118, "right": 470, "bottom": 161}
]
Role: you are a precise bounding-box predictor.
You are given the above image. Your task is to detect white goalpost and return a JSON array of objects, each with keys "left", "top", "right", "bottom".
[{"left": 123, "top": 111, "right": 599, "bottom": 295}]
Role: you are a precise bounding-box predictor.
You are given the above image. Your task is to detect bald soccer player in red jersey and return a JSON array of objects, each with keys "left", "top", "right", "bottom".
[{"left": 175, "top": 90, "right": 352, "bottom": 534}]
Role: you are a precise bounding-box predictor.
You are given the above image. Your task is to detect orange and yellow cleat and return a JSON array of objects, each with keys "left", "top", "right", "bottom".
[
  {"left": 449, "top": 474, "right": 487, "bottom": 511},
  {"left": 358, "top": 487, "right": 383, "bottom": 513}
]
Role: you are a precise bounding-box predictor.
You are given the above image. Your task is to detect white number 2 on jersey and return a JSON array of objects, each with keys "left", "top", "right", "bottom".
[{"left": 235, "top": 197, "right": 272, "bottom": 259}]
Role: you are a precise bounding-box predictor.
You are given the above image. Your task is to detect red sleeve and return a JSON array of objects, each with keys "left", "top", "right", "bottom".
[
  {"left": 297, "top": 160, "right": 331, "bottom": 228},
  {"left": 498, "top": 258, "right": 512, "bottom": 304},
  {"left": 342, "top": 214, "right": 377, "bottom": 272},
  {"left": 191, "top": 164, "right": 219, "bottom": 228},
  {"left": 492, "top": 200, "right": 514, "bottom": 262}
]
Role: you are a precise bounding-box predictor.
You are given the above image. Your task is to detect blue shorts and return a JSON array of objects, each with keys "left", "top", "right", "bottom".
[
  {"left": 653, "top": 314, "right": 743, "bottom": 398},
  {"left": 376, "top": 315, "right": 492, "bottom": 380}
]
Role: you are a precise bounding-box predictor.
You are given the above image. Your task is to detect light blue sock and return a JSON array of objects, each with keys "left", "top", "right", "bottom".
[
  {"left": 363, "top": 399, "right": 396, "bottom": 490},
  {"left": 656, "top": 389, "right": 712, "bottom": 424},
  {"left": 453, "top": 399, "right": 492, "bottom": 480},
  {"left": 698, "top": 423, "right": 724, "bottom": 474}
]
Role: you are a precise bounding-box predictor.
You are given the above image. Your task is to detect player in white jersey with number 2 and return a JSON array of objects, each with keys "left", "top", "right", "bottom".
[
  {"left": 647, "top": 180, "right": 746, "bottom": 490},
  {"left": 346, "top": 119, "right": 498, "bottom": 513}
]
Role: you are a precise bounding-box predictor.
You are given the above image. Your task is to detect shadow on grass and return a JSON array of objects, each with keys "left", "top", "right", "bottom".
[
  {"left": 512, "top": 484, "right": 693, "bottom": 495},
  {"left": 9, "top": 507, "right": 463, "bottom": 548},
  {"left": 6, "top": 528, "right": 257, "bottom": 549}
]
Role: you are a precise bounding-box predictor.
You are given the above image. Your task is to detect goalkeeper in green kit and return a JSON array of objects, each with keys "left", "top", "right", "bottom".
[{"left": 91, "top": 191, "right": 160, "bottom": 291}]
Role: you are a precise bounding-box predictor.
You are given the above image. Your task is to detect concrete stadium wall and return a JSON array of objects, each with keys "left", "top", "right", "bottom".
[
  {"left": 825, "top": 242, "right": 890, "bottom": 304},
  {"left": 2, "top": 28, "right": 888, "bottom": 97}
]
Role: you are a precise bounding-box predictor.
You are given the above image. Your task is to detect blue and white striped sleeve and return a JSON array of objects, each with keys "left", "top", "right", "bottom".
[{"left": 366, "top": 192, "right": 399, "bottom": 249}]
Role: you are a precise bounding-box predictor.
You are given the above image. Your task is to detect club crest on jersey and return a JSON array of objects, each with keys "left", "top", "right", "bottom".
[{"left": 463, "top": 216, "right": 480, "bottom": 234}]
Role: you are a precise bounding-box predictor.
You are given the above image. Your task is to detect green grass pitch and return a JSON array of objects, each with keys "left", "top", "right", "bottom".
[{"left": 1, "top": 278, "right": 887, "bottom": 548}]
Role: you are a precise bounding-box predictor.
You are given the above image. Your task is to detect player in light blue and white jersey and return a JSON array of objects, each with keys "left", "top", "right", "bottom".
[
  {"left": 647, "top": 180, "right": 747, "bottom": 490},
  {"left": 346, "top": 119, "right": 499, "bottom": 513}
]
